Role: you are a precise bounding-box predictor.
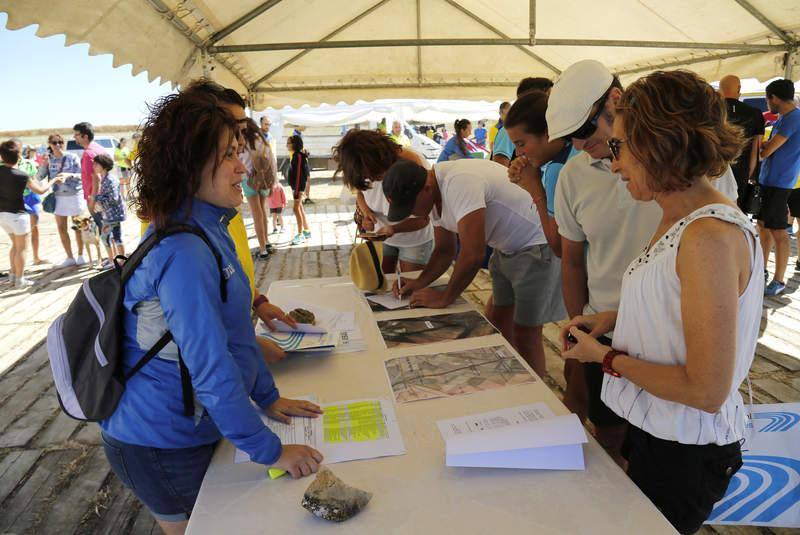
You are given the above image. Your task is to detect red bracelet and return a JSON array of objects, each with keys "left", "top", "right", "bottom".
[
  {"left": 252, "top": 294, "right": 269, "bottom": 310},
  {"left": 602, "top": 349, "right": 623, "bottom": 378}
]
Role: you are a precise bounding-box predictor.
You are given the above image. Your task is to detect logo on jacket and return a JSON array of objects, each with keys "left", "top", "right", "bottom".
[{"left": 222, "top": 263, "right": 236, "bottom": 280}]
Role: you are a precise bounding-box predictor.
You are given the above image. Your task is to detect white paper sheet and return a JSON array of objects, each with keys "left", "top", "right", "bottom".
[
  {"left": 234, "top": 397, "right": 405, "bottom": 465},
  {"left": 268, "top": 298, "right": 365, "bottom": 353},
  {"left": 366, "top": 293, "right": 411, "bottom": 310},
  {"left": 437, "top": 405, "right": 587, "bottom": 470},
  {"left": 258, "top": 331, "right": 339, "bottom": 352},
  {"left": 269, "top": 320, "right": 327, "bottom": 334}
]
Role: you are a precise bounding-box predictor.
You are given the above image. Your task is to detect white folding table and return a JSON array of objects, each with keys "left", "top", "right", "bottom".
[{"left": 187, "top": 277, "right": 676, "bottom": 534}]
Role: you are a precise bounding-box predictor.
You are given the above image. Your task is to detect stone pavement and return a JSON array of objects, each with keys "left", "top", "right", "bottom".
[{"left": 0, "top": 172, "right": 798, "bottom": 534}]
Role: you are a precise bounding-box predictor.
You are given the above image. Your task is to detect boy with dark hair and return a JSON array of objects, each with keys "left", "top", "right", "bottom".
[
  {"left": 73, "top": 121, "right": 105, "bottom": 224},
  {"left": 91, "top": 153, "right": 125, "bottom": 268},
  {"left": 758, "top": 78, "right": 800, "bottom": 296}
]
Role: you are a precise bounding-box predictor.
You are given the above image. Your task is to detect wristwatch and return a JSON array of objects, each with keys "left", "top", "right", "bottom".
[
  {"left": 252, "top": 294, "right": 269, "bottom": 310},
  {"left": 602, "top": 349, "right": 623, "bottom": 378}
]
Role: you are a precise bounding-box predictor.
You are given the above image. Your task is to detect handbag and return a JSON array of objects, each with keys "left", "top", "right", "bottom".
[
  {"left": 42, "top": 157, "right": 66, "bottom": 214},
  {"left": 42, "top": 192, "right": 57, "bottom": 213},
  {"left": 349, "top": 238, "right": 384, "bottom": 291},
  {"left": 741, "top": 181, "right": 762, "bottom": 215}
]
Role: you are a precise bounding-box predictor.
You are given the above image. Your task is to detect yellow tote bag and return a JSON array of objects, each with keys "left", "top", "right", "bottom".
[{"left": 349, "top": 239, "right": 384, "bottom": 291}]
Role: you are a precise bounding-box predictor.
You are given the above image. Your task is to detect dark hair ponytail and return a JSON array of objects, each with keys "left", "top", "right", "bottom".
[{"left": 454, "top": 119, "right": 470, "bottom": 156}]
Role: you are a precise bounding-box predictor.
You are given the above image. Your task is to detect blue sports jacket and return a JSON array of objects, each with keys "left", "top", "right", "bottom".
[{"left": 100, "top": 199, "right": 281, "bottom": 465}]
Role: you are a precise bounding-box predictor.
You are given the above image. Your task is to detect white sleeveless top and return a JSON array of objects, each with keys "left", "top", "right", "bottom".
[{"left": 603, "top": 204, "right": 764, "bottom": 445}]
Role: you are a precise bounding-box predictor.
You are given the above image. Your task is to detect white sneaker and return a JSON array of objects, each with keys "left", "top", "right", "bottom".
[
  {"left": 15, "top": 277, "right": 34, "bottom": 288},
  {"left": 75, "top": 255, "right": 88, "bottom": 266},
  {"left": 59, "top": 257, "right": 77, "bottom": 268}
]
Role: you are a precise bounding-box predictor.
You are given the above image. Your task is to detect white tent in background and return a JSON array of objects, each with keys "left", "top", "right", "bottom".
[
  {"left": 261, "top": 99, "right": 502, "bottom": 127},
  {"left": 1, "top": 0, "right": 798, "bottom": 109}
]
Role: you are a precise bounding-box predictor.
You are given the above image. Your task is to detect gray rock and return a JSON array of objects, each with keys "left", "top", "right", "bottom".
[{"left": 301, "top": 467, "right": 372, "bottom": 522}]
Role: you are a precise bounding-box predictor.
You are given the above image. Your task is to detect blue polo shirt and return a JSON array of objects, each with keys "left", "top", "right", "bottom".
[
  {"left": 492, "top": 127, "right": 514, "bottom": 160},
  {"left": 541, "top": 142, "right": 580, "bottom": 216},
  {"left": 759, "top": 108, "right": 800, "bottom": 189}
]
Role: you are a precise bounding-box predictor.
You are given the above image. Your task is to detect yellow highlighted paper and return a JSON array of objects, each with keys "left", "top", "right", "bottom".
[{"left": 323, "top": 401, "right": 388, "bottom": 443}]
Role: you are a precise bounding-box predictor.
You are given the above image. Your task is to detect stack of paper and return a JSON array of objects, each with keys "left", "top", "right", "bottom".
[
  {"left": 234, "top": 397, "right": 406, "bottom": 465},
  {"left": 436, "top": 403, "right": 588, "bottom": 470},
  {"left": 268, "top": 299, "right": 366, "bottom": 354}
]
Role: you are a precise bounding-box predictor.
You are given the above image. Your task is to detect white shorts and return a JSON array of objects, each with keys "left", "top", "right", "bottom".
[
  {"left": 54, "top": 194, "right": 87, "bottom": 217},
  {"left": 0, "top": 212, "right": 31, "bottom": 236}
]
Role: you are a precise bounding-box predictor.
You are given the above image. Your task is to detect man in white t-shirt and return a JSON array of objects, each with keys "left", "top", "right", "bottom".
[{"left": 382, "top": 159, "right": 565, "bottom": 375}]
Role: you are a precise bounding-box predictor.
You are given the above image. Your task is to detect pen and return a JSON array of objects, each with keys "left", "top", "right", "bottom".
[{"left": 396, "top": 263, "right": 402, "bottom": 303}]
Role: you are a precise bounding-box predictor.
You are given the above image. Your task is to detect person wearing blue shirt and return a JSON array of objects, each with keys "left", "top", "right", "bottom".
[
  {"left": 504, "top": 90, "right": 579, "bottom": 258},
  {"left": 437, "top": 119, "right": 479, "bottom": 162},
  {"left": 757, "top": 79, "right": 800, "bottom": 296},
  {"left": 100, "top": 81, "right": 323, "bottom": 533},
  {"left": 474, "top": 120, "right": 487, "bottom": 147}
]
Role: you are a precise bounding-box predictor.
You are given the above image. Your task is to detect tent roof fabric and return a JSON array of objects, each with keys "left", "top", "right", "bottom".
[{"left": 2, "top": 0, "right": 799, "bottom": 108}]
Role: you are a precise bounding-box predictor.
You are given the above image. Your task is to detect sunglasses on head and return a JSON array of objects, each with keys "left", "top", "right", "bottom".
[
  {"left": 568, "top": 87, "right": 612, "bottom": 140},
  {"left": 607, "top": 137, "right": 626, "bottom": 160}
]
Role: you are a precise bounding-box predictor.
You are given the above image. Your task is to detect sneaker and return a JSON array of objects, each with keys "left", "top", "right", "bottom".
[
  {"left": 303, "top": 198, "right": 315, "bottom": 205},
  {"left": 15, "top": 277, "right": 34, "bottom": 288},
  {"left": 257, "top": 249, "right": 270, "bottom": 259},
  {"left": 75, "top": 255, "right": 89, "bottom": 266},
  {"left": 271, "top": 228, "right": 280, "bottom": 234},
  {"left": 265, "top": 243, "right": 274, "bottom": 252},
  {"left": 302, "top": 230, "right": 311, "bottom": 238},
  {"left": 58, "top": 257, "right": 77, "bottom": 268},
  {"left": 291, "top": 234, "right": 305, "bottom": 245},
  {"left": 765, "top": 280, "right": 786, "bottom": 296}
]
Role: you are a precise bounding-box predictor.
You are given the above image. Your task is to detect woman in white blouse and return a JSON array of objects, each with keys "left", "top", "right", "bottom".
[{"left": 560, "top": 70, "right": 763, "bottom": 534}]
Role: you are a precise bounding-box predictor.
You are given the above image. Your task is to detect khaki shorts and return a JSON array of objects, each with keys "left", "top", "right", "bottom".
[{"left": 489, "top": 244, "right": 566, "bottom": 327}]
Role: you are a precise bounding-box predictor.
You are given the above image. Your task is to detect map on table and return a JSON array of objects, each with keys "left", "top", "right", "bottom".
[
  {"left": 385, "top": 345, "right": 535, "bottom": 403},
  {"left": 377, "top": 310, "right": 498, "bottom": 348}
]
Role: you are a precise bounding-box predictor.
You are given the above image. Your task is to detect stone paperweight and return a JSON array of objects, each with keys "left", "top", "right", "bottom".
[{"left": 301, "top": 467, "right": 372, "bottom": 522}]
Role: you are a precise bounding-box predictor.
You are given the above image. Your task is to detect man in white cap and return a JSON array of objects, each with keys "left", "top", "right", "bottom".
[{"left": 547, "top": 60, "right": 661, "bottom": 463}]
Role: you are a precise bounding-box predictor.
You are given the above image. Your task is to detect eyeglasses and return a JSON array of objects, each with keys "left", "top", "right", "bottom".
[
  {"left": 568, "top": 88, "right": 612, "bottom": 140},
  {"left": 607, "top": 137, "right": 627, "bottom": 160},
  {"left": 50, "top": 141, "right": 64, "bottom": 146}
]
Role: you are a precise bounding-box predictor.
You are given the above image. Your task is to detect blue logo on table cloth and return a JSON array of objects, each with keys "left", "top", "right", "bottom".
[
  {"left": 751, "top": 412, "right": 800, "bottom": 433},
  {"left": 708, "top": 455, "right": 800, "bottom": 524}
]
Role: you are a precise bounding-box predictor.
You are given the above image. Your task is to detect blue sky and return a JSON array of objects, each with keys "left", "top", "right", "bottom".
[{"left": 0, "top": 12, "right": 174, "bottom": 131}]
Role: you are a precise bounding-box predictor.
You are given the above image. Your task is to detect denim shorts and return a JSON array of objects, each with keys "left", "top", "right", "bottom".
[
  {"left": 101, "top": 432, "right": 216, "bottom": 522},
  {"left": 382, "top": 239, "right": 433, "bottom": 265}
]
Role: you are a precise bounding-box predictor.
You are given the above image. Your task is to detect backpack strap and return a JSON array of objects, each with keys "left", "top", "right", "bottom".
[{"left": 121, "top": 223, "right": 227, "bottom": 302}]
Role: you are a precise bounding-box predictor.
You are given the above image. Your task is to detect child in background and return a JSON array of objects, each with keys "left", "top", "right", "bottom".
[
  {"left": 268, "top": 183, "right": 286, "bottom": 234},
  {"left": 287, "top": 135, "right": 311, "bottom": 245},
  {"left": 91, "top": 154, "right": 126, "bottom": 268}
]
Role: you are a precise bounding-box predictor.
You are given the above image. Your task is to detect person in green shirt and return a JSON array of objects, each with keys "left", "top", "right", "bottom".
[
  {"left": 115, "top": 137, "right": 132, "bottom": 200},
  {"left": 389, "top": 121, "right": 410, "bottom": 147}
]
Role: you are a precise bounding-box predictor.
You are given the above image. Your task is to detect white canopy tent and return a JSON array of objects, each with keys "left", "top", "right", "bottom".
[{"left": 2, "top": 0, "right": 799, "bottom": 109}]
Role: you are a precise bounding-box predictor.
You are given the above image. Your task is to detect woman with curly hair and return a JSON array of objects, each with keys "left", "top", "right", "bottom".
[
  {"left": 561, "top": 70, "right": 761, "bottom": 534},
  {"left": 333, "top": 129, "right": 433, "bottom": 272},
  {"left": 102, "top": 80, "right": 322, "bottom": 535}
]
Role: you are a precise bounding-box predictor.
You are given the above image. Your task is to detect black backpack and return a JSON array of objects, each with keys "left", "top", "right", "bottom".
[{"left": 46, "top": 223, "right": 227, "bottom": 422}]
